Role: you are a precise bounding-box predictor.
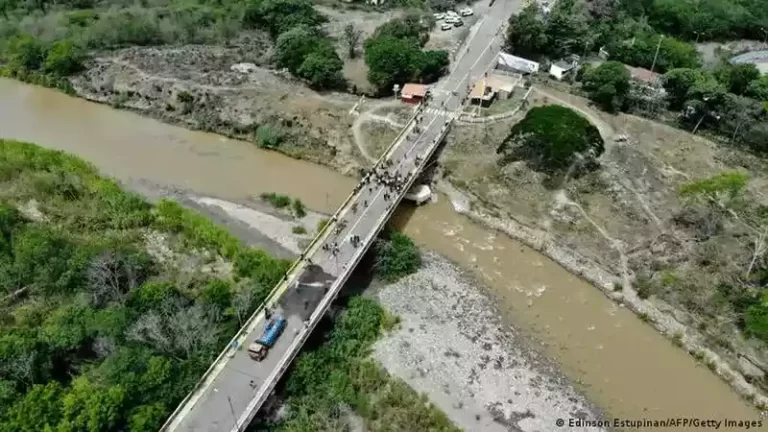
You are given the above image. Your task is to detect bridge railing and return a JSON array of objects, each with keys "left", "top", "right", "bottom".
[{"left": 161, "top": 100, "right": 426, "bottom": 432}]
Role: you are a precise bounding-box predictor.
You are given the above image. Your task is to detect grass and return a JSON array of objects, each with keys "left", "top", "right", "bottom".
[{"left": 292, "top": 225, "right": 307, "bottom": 234}]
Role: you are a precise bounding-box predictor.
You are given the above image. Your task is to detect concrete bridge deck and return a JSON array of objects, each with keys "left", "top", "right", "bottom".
[{"left": 161, "top": 1, "right": 517, "bottom": 430}]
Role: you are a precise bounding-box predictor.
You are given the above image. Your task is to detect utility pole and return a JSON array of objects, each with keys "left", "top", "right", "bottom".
[
  {"left": 646, "top": 35, "right": 664, "bottom": 116},
  {"left": 649, "top": 35, "right": 663, "bottom": 76}
]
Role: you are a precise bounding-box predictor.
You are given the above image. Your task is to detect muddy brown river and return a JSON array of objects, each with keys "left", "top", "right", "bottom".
[{"left": 0, "top": 78, "right": 760, "bottom": 428}]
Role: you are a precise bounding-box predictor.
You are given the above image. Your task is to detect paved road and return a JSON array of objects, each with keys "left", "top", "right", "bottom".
[{"left": 164, "top": 2, "right": 521, "bottom": 431}]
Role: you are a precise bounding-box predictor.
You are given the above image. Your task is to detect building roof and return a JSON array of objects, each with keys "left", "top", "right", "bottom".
[
  {"left": 469, "top": 75, "right": 516, "bottom": 100},
  {"left": 469, "top": 79, "right": 491, "bottom": 100},
  {"left": 625, "top": 65, "right": 661, "bottom": 84},
  {"left": 497, "top": 52, "right": 540, "bottom": 74},
  {"left": 552, "top": 60, "right": 574, "bottom": 70},
  {"left": 401, "top": 83, "right": 428, "bottom": 98}
]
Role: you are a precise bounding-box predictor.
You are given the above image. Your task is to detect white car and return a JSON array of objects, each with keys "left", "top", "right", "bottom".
[
  {"left": 460, "top": 8, "right": 474, "bottom": 16},
  {"left": 433, "top": 13, "right": 445, "bottom": 20},
  {"left": 444, "top": 16, "right": 459, "bottom": 24},
  {"left": 446, "top": 11, "right": 459, "bottom": 18},
  {"left": 440, "top": 23, "right": 452, "bottom": 31}
]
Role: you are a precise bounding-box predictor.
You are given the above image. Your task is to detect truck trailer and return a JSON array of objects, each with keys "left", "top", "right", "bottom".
[{"left": 248, "top": 316, "right": 287, "bottom": 361}]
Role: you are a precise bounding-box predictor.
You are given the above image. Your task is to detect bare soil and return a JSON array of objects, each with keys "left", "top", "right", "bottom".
[
  {"left": 441, "top": 84, "right": 768, "bottom": 407},
  {"left": 70, "top": 33, "right": 364, "bottom": 175}
]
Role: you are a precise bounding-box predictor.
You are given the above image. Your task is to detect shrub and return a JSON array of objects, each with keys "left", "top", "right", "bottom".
[
  {"left": 255, "top": 125, "right": 284, "bottom": 149},
  {"left": 42, "top": 40, "right": 84, "bottom": 76},
  {"left": 373, "top": 230, "right": 421, "bottom": 283},
  {"left": 291, "top": 225, "right": 307, "bottom": 234},
  {"left": 259, "top": 192, "right": 291, "bottom": 208},
  {"left": 316, "top": 218, "right": 329, "bottom": 233},
  {"left": 292, "top": 198, "right": 306, "bottom": 218}
]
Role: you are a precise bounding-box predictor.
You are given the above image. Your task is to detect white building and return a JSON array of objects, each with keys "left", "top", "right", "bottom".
[
  {"left": 496, "top": 52, "right": 540, "bottom": 74},
  {"left": 549, "top": 60, "right": 576, "bottom": 80}
]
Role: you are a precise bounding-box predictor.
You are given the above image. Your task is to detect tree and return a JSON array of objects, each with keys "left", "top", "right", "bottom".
[
  {"left": 746, "top": 75, "right": 768, "bottom": 101},
  {"left": 297, "top": 44, "right": 344, "bottom": 90},
  {"left": 242, "top": 0, "right": 325, "bottom": 38},
  {"left": 504, "top": 5, "right": 548, "bottom": 58},
  {"left": 275, "top": 25, "right": 318, "bottom": 74},
  {"left": 59, "top": 377, "right": 126, "bottom": 432},
  {"left": 200, "top": 279, "right": 232, "bottom": 310},
  {"left": 497, "top": 105, "right": 604, "bottom": 176},
  {"left": 364, "top": 35, "right": 422, "bottom": 94},
  {"left": 681, "top": 72, "right": 726, "bottom": 133},
  {"left": 42, "top": 39, "right": 83, "bottom": 76},
  {"left": 714, "top": 63, "right": 761, "bottom": 96},
  {"left": 342, "top": 23, "right": 363, "bottom": 59},
  {"left": 663, "top": 68, "right": 703, "bottom": 110},
  {"left": 417, "top": 50, "right": 449, "bottom": 83},
  {"left": 581, "top": 61, "right": 630, "bottom": 112},
  {"left": 128, "top": 403, "right": 167, "bottom": 432},
  {"left": 4, "top": 34, "right": 45, "bottom": 74},
  {"left": 544, "top": 0, "right": 589, "bottom": 58},
  {"left": 0, "top": 0, "right": 18, "bottom": 19},
  {"left": 2, "top": 382, "right": 64, "bottom": 431}
]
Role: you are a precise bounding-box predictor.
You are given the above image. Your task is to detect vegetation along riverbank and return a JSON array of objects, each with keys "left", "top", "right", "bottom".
[{"left": 0, "top": 139, "right": 458, "bottom": 431}]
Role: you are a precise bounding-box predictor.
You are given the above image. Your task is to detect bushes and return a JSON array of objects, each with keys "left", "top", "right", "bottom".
[
  {"left": 372, "top": 230, "right": 421, "bottom": 283},
  {"left": 259, "top": 192, "right": 291, "bottom": 208},
  {"left": 580, "top": 61, "right": 630, "bottom": 112},
  {"left": 255, "top": 124, "right": 284, "bottom": 149}
]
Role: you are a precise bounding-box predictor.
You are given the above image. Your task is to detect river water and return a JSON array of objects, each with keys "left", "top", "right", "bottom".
[{"left": 0, "top": 78, "right": 760, "bottom": 427}]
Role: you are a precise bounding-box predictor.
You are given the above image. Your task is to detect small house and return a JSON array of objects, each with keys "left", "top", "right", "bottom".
[
  {"left": 549, "top": 60, "right": 576, "bottom": 80},
  {"left": 400, "top": 83, "right": 428, "bottom": 104},
  {"left": 469, "top": 75, "right": 517, "bottom": 106}
]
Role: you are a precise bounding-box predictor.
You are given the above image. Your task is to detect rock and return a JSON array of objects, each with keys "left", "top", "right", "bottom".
[
  {"left": 231, "top": 62, "right": 258, "bottom": 74},
  {"left": 737, "top": 356, "right": 765, "bottom": 380}
]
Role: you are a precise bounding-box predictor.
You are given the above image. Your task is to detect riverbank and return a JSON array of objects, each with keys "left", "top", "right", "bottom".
[{"left": 136, "top": 179, "right": 604, "bottom": 430}]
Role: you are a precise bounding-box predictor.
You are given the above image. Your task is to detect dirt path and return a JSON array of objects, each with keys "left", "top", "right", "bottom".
[
  {"left": 97, "top": 57, "right": 355, "bottom": 108},
  {"left": 351, "top": 99, "right": 408, "bottom": 164},
  {"left": 530, "top": 86, "right": 615, "bottom": 140}
]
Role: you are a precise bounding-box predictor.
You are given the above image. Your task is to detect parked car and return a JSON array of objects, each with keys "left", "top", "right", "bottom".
[
  {"left": 441, "top": 23, "right": 452, "bottom": 31},
  {"left": 460, "top": 8, "right": 473, "bottom": 16},
  {"left": 453, "top": 19, "right": 464, "bottom": 27},
  {"left": 433, "top": 13, "right": 445, "bottom": 20},
  {"left": 445, "top": 16, "right": 459, "bottom": 24}
]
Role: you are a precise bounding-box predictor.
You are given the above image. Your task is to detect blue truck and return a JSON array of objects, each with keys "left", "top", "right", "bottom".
[{"left": 248, "top": 316, "right": 287, "bottom": 361}]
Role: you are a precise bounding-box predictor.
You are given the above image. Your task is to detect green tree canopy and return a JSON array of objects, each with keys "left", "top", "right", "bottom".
[
  {"left": 581, "top": 61, "right": 630, "bottom": 112},
  {"left": 275, "top": 25, "right": 318, "bottom": 74},
  {"left": 297, "top": 45, "right": 344, "bottom": 90},
  {"left": 42, "top": 40, "right": 84, "bottom": 76},
  {"left": 497, "top": 105, "right": 605, "bottom": 176},
  {"left": 663, "top": 68, "right": 705, "bottom": 110},
  {"left": 364, "top": 35, "right": 422, "bottom": 94},
  {"left": 714, "top": 63, "right": 761, "bottom": 96},
  {"left": 504, "top": 4, "right": 548, "bottom": 58},
  {"left": 242, "top": 0, "right": 325, "bottom": 38}
]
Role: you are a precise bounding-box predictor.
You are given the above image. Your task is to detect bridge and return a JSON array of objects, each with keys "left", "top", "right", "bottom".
[{"left": 161, "top": 2, "right": 516, "bottom": 430}]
